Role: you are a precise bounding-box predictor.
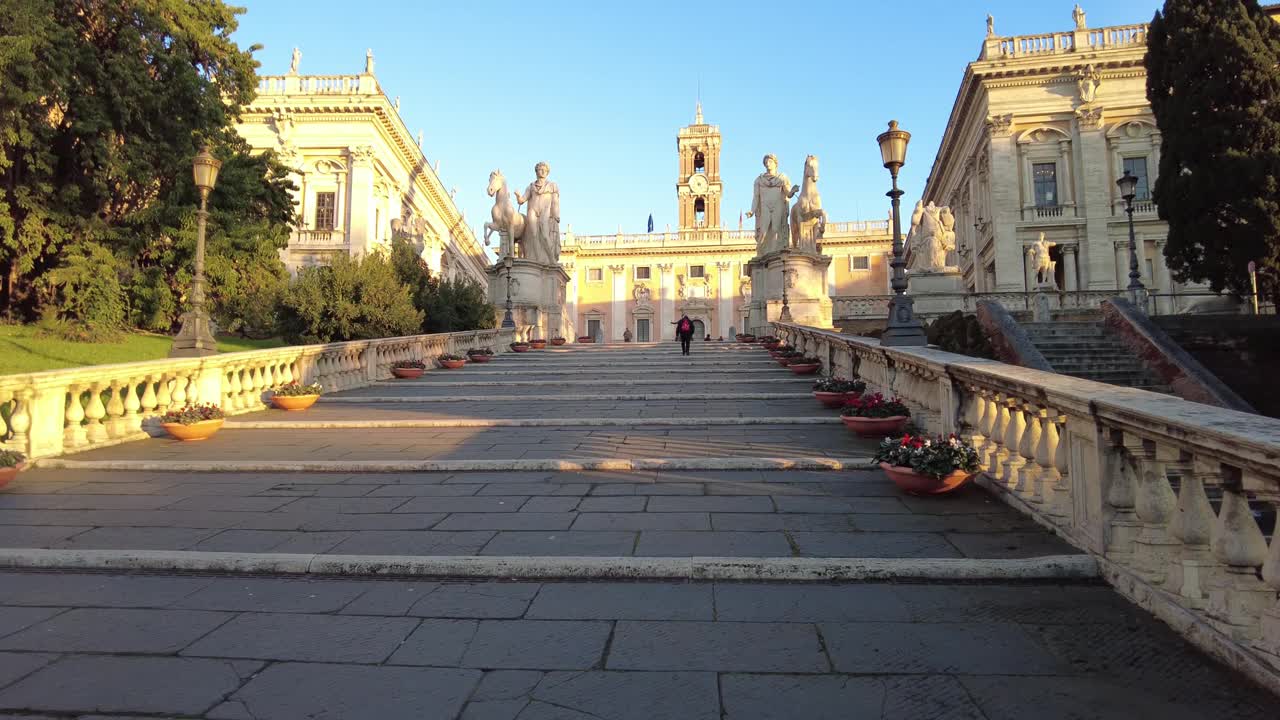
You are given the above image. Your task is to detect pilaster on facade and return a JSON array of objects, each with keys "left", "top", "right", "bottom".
[{"left": 657, "top": 263, "right": 675, "bottom": 340}]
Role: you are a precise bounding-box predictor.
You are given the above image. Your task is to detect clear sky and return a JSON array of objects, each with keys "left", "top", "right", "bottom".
[{"left": 232, "top": 0, "right": 1162, "bottom": 248}]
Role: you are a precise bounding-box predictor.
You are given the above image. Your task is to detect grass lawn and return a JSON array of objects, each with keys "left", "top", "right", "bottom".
[{"left": 0, "top": 325, "right": 285, "bottom": 376}]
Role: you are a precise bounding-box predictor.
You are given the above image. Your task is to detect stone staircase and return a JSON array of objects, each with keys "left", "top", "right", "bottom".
[{"left": 1020, "top": 321, "right": 1173, "bottom": 393}]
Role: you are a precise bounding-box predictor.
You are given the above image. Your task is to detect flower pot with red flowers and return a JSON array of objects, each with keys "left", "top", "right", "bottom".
[
  {"left": 466, "top": 347, "right": 494, "bottom": 363},
  {"left": 840, "top": 394, "right": 911, "bottom": 438},
  {"left": 812, "top": 377, "right": 863, "bottom": 408},
  {"left": 874, "top": 433, "right": 980, "bottom": 495},
  {"left": 0, "top": 450, "right": 27, "bottom": 490},
  {"left": 738, "top": 334, "right": 757, "bottom": 344},
  {"left": 769, "top": 344, "right": 794, "bottom": 359},
  {"left": 159, "top": 404, "right": 226, "bottom": 441},
  {"left": 551, "top": 337, "right": 567, "bottom": 346},
  {"left": 577, "top": 336, "right": 595, "bottom": 344},
  {"left": 529, "top": 339, "right": 548, "bottom": 350},
  {"left": 788, "top": 357, "right": 821, "bottom": 375},
  {"left": 438, "top": 354, "right": 467, "bottom": 369},
  {"left": 510, "top": 341, "right": 531, "bottom": 353},
  {"left": 776, "top": 350, "right": 804, "bottom": 367},
  {"left": 391, "top": 360, "right": 427, "bottom": 379},
  {"left": 271, "top": 382, "right": 323, "bottom": 411},
  {"left": 844, "top": 378, "right": 868, "bottom": 404}
]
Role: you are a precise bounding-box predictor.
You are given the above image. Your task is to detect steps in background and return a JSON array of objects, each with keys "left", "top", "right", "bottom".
[{"left": 1021, "top": 321, "right": 1173, "bottom": 393}]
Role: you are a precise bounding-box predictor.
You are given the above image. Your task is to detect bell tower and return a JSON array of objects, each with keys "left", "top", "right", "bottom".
[{"left": 676, "top": 101, "right": 722, "bottom": 230}]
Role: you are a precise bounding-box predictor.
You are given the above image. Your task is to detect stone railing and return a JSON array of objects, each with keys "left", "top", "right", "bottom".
[
  {"left": 983, "top": 23, "right": 1147, "bottom": 60},
  {"left": 257, "top": 74, "right": 375, "bottom": 96},
  {"left": 833, "top": 290, "right": 1122, "bottom": 321},
  {"left": 774, "top": 321, "right": 1280, "bottom": 693},
  {"left": 293, "top": 229, "right": 346, "bottom": 246},
  {"left": 0, "top": 328, "right": 517, "bottom": 461}
]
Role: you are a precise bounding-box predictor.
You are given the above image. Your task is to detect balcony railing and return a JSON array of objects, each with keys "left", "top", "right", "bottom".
[
  {"left": 257, "top": 74, "right": 371, "bottom": 96},
  {"left": 293, "top": 229, "right": 346, "bottom": 246},
  {"left": 984, "top": 23, "right": 1147, "bottom": 60}
]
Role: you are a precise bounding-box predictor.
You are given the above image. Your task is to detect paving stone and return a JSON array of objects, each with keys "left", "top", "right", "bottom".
[
  {"left": 772, "top": 496, "right": 909, "bottom": 514},
  {"left": 461, "top": 620, "right": 612, "bottom": 670},
  {"left": 634, "top": 531, "right": 792, "bottom": 557},
  {"left": 461, "top": 699, "right": 526, "bottom": 720},
  {"left": 182, "top": 613, "right": 418, "bottom": 663},
  {"left": 173, "top": 577, "right": 369, "bottom": 613},
  {"left": 790, "top": 531, "right": 963, "bottom": 558},
  {"left": 471, "top": 670, "right": 544, "bottom": 700},
  {"left": 0, "top": 655, "right": 247, "bottom": 715},
  {"left": 944, "top": 530, "right": 1080, "bottom": 558},
  {"left": 0, "top": 526, "right": 93, "bottom": 547},
  {"left": 820, "top": 621, "right": 1068, "bottom": 675},
  {"left": 518, "top": 497, "right": 581, "bottom": 513},
  {"left": 409, "top": 583, "right": 540, "bottom": 619},
  {"left": 0, "top": 607, "right": 63, "bottom": 640},
  {"left": 397, "top": 496, "right": 531, "bottom": 513},
  {"left": 528, "top": 671, "right": 719, "bottom": 720},
  {"left": 387, "top": 619, "right": 478, "bottom": 666},
  {"left": 608, "top": 621, "right": 828, "bottom": 672},
  {"left": 849, "top": 511, "right": 1040, "bottom": 533},
  {"left": 53, "top": 526, "right": 217, "bottom": 550},
  {"left": 710, "top": 513, "right": 851, "bottom": 531},
  {"left": 223, "top": 662, "right": 480, "bottom": 720},
  {"left": 645, "top": 496, "right": 773, "bottom": 513},
  {"left": 272, "top": 497, "right": 409, "bottom": 514},
  {"left": 882, "top": 675, "right": 987, "bottom": 720},
  {"left": 434, "top": 513, "right": 577, "bottom": 531},
  {"left": 340, "top": 581, "right": 441, "bottom": 616},
  {"left": 894, "top": 584, "right": 1145, "bottom": 625},
  {"left": 527, "top": 582, "right": 713, "bottom": 621},
  {"left": 242, "top": 512, "right": 447, "bottom": 532},
  {"left": 591, "top": 483, "right": 701, "bottom": 496},
  {"left": 162, "top": 495, "right": 295, "bottom": 512},
  {"left": 477, "top": 483, "right": 592, "bottom": 496},
  {"left": 326, "top": 530, "right": 495, "bottom": 555},
  {"left": 480, "top": 531, "right": 636, "bottom": 557},
  {"left": 959, "top": 675, "right": 1262, "bottom": 720},
  {"left": 367, "top": 484, "right": 482, "bottom": 497},
  {"left": 571, "top": 512, "right": 710, "bottom": 531},
  {"left": 0, "top": 652, "right": 55, "bottom": 690},
  {"left": 0, "top": 572, "right": 210, "bottom": 607},
  {"left": 713, "top": 584, "right": 911, "bottom": 622},
  {"left": 0, "top": 608, "right": 231, "bottom": 653},
  {"left": 576, "top": 496, "right": 647, "bottom": 512},
  {"left": 720, "top": 674, "right": 884, "bottom": 720}
]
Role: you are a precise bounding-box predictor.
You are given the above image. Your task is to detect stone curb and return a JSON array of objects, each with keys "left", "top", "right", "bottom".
[
  {"left": 319, "top": 393, "right": 813, "bottom": 403},
  {"left": 36, "top": 456, "right": 876, "bottom": 473},
  {"left": 376, "top": 378, "right": 813, "bottom": 387},
  {"left": 221, "top": 417, "right": 843, "bottom": 429},
  {"left": 0, "top": 549, "right": 1100, "bottom": 582}
]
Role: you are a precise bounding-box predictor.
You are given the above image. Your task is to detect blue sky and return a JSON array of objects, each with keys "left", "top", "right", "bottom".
[{"left": 232, "top": 0, "right": 1162, "bottom": 242}]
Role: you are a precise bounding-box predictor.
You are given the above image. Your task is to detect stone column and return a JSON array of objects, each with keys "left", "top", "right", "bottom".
[
  {"left": 1063, "top": 245, "right": 1079, "bottom": 291},
  {"left": 1114, "top": 242, "right": 1128, "bottom": 289},
  {"left": 716, "top": 262, "right": 732, "bottom": 339},
  {"left": 1154, "top": 240, "right": 1174, "bottom": 314},
  {"left": 826, "top": 257, "right": 837, "bottom": 297},
  {"left": 658, "top": 263, "right": 675, "bottom": 340},
  {"left": 1023, "top": 250, "right": 1035, "bottom": 292},
  {"left": 609, "top": 264, "right": 626, "bottom": 342},
  {"left": 989, "top": 130, "right": 1025, "bottom": 291},
  {"left": 1077, "top": 115, "right": 1113, "bottom": 289},
  {"left": 334, "top": 173, "right": 346, "bottom": 236},
  {"left": 347, "top": 146, "right": 376, "bottom": 256},
  {"left": 564, "top": 262, "right": 578, "bottom": 339}
]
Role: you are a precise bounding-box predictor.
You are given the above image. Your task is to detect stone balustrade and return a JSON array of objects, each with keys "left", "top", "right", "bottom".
[
  {"left": 834, "top": 290, "right": 1124, "bottom": 321},
  {"left": 0, "top": 328, "right": 517, "bottom": 461},
  {"left": 773, "top": 321, "right": 1280, "bottom": 692}
]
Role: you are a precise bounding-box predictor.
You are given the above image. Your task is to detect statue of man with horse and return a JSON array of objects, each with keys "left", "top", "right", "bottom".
[
  {"left": 789, "top": 155, "right": 828, "bottom": 253},
  {"left": 484, "top": 162, "right": 561, "bottom": 265}
]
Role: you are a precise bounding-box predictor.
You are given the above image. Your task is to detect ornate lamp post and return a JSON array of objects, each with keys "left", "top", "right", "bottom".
[
  {"left": 1116, "top": 170, "right": 1147, "bottom": 311},
  {"left": 779, "top": 255, "right": 792, "bottom": 323},
  {"left": 501, "top": 254, "right": 516, "bottom": 329},
  {"left": 877, "top": 121, "right": 927, "bottom": 347},
  {"left": 170, "top": 147, "right": 222, "bottom": 357}
]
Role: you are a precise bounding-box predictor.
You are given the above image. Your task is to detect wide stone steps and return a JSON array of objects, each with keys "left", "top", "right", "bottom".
[{"left": 1020, "top": 322, "right": 1171, "bottom": 393}]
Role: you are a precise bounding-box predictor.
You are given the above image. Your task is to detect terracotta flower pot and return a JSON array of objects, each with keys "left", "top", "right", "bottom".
[
  {"left": 789, "top": 363, "right": 820, "bottom": 375},
  {"left": 879, "top": 462, "right": 972, "bottom": 496},
  {"left": 813, "top": 391, "right": 847, "bottom": 409},
  {"left": 577, "top": 337, "right": 594, "bottom": 343},
  {"left": 271, "top": 394, "right": 319, "bottom": 411},
  {"left": 162, "top": 418, "right": 224, "bottom": 441},
  {"left": 551, "top": 338, "right": 567, "bottom": 346},
  {"left": 391, "top": 367, "right": 425, "bottom": 379},
  {"left": 511, "top": 344, "right": 531, "bottom": 353},
  {"left": 0, "top": 463, "right": 26, "bottom": 490},
  {"left": 439, "top": 359, "right": 467, "bottom": 369},
  {"left": 845, "top": 391, "right": 864, "bottom": 404},
  {"left": 840, "top": 415, "right": 909, "bottom": 438},
  {"left": 467, "top": 354, "right": 492, "bottom": 364},
  {"left": 777, "top": 358, "right": 794, "bottom": 367},
  {"left": 529, "top": 340, "right": 547, "bottom": 349}
]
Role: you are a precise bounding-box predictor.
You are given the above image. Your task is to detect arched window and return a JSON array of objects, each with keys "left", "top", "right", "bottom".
[
  {"left": 693, "top": 151, "right": 706, "bottom": 174},
  {"left": 694, "top": 197, "right": 706, "bottom": 227}
]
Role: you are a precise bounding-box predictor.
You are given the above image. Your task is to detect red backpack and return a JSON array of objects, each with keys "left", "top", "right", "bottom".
[{"left": 678, "top": 318, "right": 692, "bottom": 334}]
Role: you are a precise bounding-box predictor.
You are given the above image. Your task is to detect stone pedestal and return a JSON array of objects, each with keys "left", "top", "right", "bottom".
[
  {"left": 487, "top": 258, "right": 570, "bottom": 340},
  {"left": 747, "top": 249, "right": 832, "bottom": 333},
  {"left": 906, "top": 269, "right": 966, "bottom": 317}
]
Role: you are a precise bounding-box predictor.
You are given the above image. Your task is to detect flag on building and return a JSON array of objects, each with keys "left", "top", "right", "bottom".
[{"left": 647, "top": 213, "right": 654, "bottom": 233}]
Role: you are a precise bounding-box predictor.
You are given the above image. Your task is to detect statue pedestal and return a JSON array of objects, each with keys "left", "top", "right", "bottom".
[
  {"left": 487, "top": 258, "right": 570, "bottom": 340},
  {"left": 906, "top": 269, "right": 966, "bottom": 317},
  {"left": 747, "top": 249, "right": 832, "bottom": 333}
]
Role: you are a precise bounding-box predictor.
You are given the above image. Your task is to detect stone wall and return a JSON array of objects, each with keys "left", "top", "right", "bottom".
[{"left": 1153, "top": 315, "right": 1280, "bottom": 418}]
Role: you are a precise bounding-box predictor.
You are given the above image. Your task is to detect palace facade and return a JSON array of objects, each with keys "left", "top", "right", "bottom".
[
  {"left": 562, "top": 105, "right": 893, "bottom": 342},
  {"left": 235, "top": 52, "right": 488, "bottom": 286}
]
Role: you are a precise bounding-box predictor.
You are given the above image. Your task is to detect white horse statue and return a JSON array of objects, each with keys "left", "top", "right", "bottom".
[
  {"left": 789, "top": 155, "right": 827, "bottom": 252},
  {"left": 484, "top": 170, "right": 525, "bottom": 258}
]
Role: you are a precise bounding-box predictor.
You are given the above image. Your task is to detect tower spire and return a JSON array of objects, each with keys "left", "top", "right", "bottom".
[{"left": 695, "top": 99, "right": 703, "bottom": 125}]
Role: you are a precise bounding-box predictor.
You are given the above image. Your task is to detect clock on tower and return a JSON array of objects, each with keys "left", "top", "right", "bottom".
[{"left": 676, "top": 101, "right": 722, "bottom": 230}]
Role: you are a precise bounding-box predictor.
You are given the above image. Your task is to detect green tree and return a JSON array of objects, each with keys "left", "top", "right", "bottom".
[
  {"left": 0, "top": 0, "right": 294, "bottom": 328},
  {"left": 1147, "top": 0, "right": 1280, "bottom": 297},
  {"left": 390, "top": 234, "right": 497, "bottom": 332},
  {"left": 278, "top": 252, "right": 423, "bottom": 344}
]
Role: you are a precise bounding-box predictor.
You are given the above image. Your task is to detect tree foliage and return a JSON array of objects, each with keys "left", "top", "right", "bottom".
[
  {"left": 1147, "top": 0, "right": 1280, "bottom": 296},
  {"left": 390, "top": 235, "right": 497, "bottom": 333},
  {"left": 277, "top": 252, "right": 423, "bottom": 344},
  {"left": 0, "top": 0, "right": 294, "bottom": 331}
]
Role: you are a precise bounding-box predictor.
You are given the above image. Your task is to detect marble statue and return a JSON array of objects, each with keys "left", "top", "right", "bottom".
[
  {"left": 746, "top": 154, "right": 798, "bottom": 255},
  {"left": 905, "top": 201, "right": 957, "bottom": 272},
  {"left": 1028, "top": 233, "right": 1059, "bottom": 288},
  {"left": 1073, "top": 4, "right": 1087, "bottom": 30},
  {"left": 485, "top": 169, "right": 525, "bottom": 259},
  {"left": 394, "top": 96, "right": 401, "bottom": 112},
  {"left": 365, "top": 49, "right": 375, "bottom": 74},
  {"left": 416, "top": 130, "right": 423, "bottom": 147},
  {"left": 289, "top": 47, "right": 301, "bottom": 74},
  {"left": 789, "top": 155, "right": 828, "bottom": 253},
  {"left": 986, "top": 14, "right": 995, "bottom": 36},
  {"left": 514, "top": 162, "right": 561, "bottom": 264},
  {"left": 1078, "top": 65, "right": 1101, "bottom": 104}
]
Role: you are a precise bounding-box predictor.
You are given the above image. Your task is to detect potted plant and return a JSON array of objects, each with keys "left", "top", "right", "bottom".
[
  {"left": 760, "top": 336, "right": 781, "bottom": 350},
  {"left": 466, "top": 347, "right": 495, "bottom": 363},
  {"left": 812, "top": 377, "right": 862, "bottom": 408},
  {"left": 0, "top": 450, "right": 26, "bottom": 490},
  {"left": 529, "top": 338, "right": 548, "bottom": 349},
  {"left": 510, "top": 341, "right": 531, "bottom": 353},
  {"left": 788, "top": 356, "right": 822, "bottom": 375},
  {"left": 840, "top": 393, "right": 911, "bottom": 438},
  {"left": 391, "top": 360, "right": 427, "bottom": 379},
  {"left": 159, "top": 404, "right": 226, "bottom": 441},
  {"left": 844, "top": 378, "right": 868, "bottom": 403},
  {"left": 769, "top": 344, "right": 794, "bottom": 359},
  {"left": 550, "top": 336, "right": 567, "bottom": 346},
  {"left": 438, "top": 353, "right": 467, "bottom": 369},
  {"left": 739, "top": 334, "right": 757, "bottom": 343},
  {"left": 271, "top": 381, "right": 323, "bottom": 411},
  {"left": 577, "top": 336, "right": 595, "bottom": 344},
  {"left": 776, "top": 350, "right": 804, "bottom": 367},
  {"left": 874, "top": 432, "right": 980, "bottom": 495}
]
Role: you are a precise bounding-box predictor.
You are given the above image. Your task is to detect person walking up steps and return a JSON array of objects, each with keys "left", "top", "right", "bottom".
[{"left": 674, "top": 314, "right": 694, "bottom": 356}]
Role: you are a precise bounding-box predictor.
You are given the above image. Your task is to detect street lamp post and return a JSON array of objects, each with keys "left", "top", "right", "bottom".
[
  {"left": 877, "top": 120, "right": 927, "bottom": 347},
  {"left": 170, "top": 147, "right": 222, "bottom": 357},
  {"left": 501, "top": 254, "right": 516, "bottom": 329},
  {"left": 779, "top": 254, "right": 792, "bottom": 323},
  {"left": 1116, "top": 170, "right": 1147, "bottom": 311}
]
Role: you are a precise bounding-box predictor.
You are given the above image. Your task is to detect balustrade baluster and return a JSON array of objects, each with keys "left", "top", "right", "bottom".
[
  {"left": 64, "top": 385, "right": 87, "bottom": 448},
  {"left": 261, "top": 363, "right": 276, "bottom": 393},
  {"left": 83, "top": 382, "right": 108, "bottom": 444},
  {"left": 1105, "top": 430, "right": 1140, "bottom": 560},
  {"left": 171, "top": 373, "right": 188, "bottom": 408},
  {"left": 104, "top": 380, "right": 126, "bottom": 438},
  {"left": 1131, "top": 439, "right": 1179, "bottom": 584},
  {"left": 1018, "top": 406, "right": 1045, "bottom": 503},
  {"left": 1165, "top": 456, "right": 1218, "bottom": 608},
  {"left": 122, "top": 377, "right": 142, "bottom": 435},
  {"left": 155, "top": 375, "right": 172, "bottom": 413},
  {"left": 1256, "top": 500, "right": 1280, "bottom": 661},
  {"left": 6, "top": 391, "right": 32, "bottom": 455},
  {"left": 1050, "top": 413, "right": 1072, "bottom": 515},
  {"left": 0, "top": 392, "right": 12, "bottom": 448},
  {"left": 987, "top": 393, "right": 1008, "bottom": 475},
  {"left": 225, "top": 367, "right": 243, "bottom": 411},
  {"left": 1000, "top": 399, "right": 1026, "bottom": 488},
  {"left": 280, "top": 360, "right": 295, "bottom": 386},
  {"left": 963, "top": 388, "right": 987, "bottom": 463},
  {"left": 1207, "top": 470, "right": 1271, "bottom": 641}
]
